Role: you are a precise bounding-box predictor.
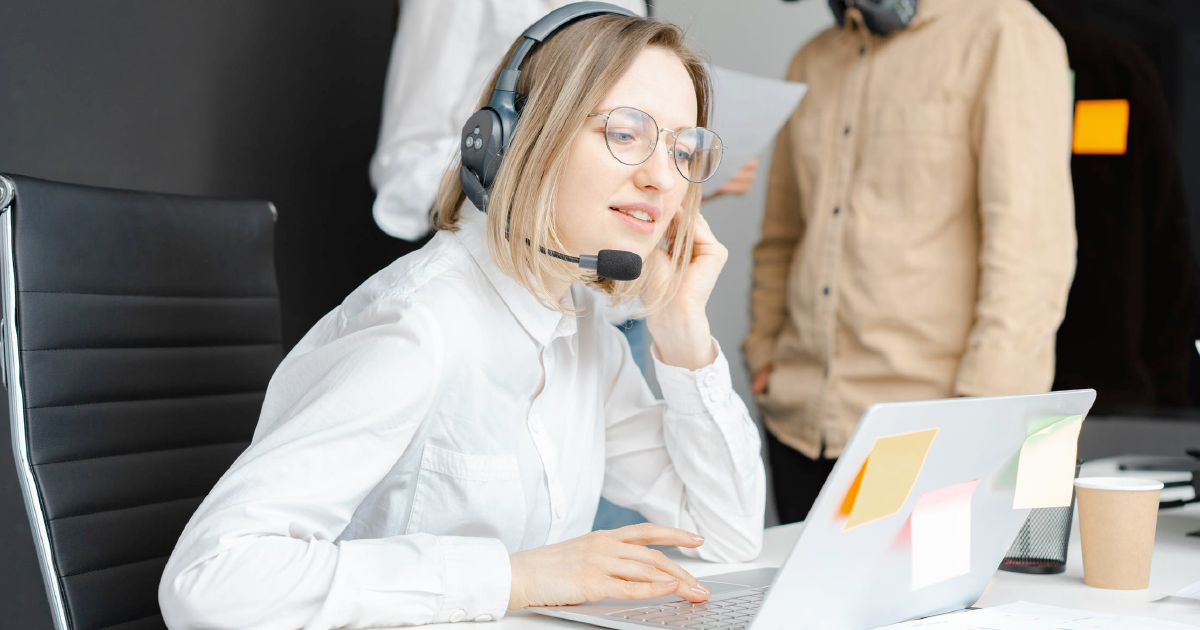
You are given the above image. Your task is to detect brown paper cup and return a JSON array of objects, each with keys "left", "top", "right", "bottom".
[{"left": 1073, "top": 477, "right": 1163, "bottom": 590}]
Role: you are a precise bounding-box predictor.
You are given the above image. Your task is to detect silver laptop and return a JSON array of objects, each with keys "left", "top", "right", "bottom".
[{"left": 531, "top": 389, "right": 1097, "bottom": 630}]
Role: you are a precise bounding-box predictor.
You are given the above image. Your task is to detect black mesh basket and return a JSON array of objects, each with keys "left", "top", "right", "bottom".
[{"left": 999, "top": 462, "right": 1082, "bottom": 574}]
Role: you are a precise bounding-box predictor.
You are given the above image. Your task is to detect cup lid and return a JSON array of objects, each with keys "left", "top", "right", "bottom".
[{"left": 1073, "top": 476, "right": 1165, "bottom": 492}]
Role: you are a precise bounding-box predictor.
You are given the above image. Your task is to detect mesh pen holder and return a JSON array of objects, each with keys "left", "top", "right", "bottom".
[{"left": 999, "top": 461, "right": 1082, "bottom": 574}]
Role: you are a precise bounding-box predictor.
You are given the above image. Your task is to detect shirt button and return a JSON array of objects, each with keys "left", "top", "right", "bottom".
[
  {"left": 843, "top": 125, "right": 851, "bottom": 135},
  {"left": 859, "top": 45, "right": 866, "bottom": 55},
  {"left": 554, "top": 501, "right": 566, "bottom": 519},
  {"left": 833, "top": 206, "right": 840, "bottom": 215},
  {"left": 708, "top": 389, "right": 723, "bottom": 402},
  {"left": 475, "top": 615, "right": 493, "bottom": 622},
  {"left": 703, "top": 372, "right": 718, "bottom": 386},
  {"left": 450, "top": 610, "right": 466, "bottom": 622},
  {"left": 823, "top": 286, "right": 830, "bottom": 296}
]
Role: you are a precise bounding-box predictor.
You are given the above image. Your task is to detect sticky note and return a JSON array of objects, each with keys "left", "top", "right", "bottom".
[
  {"left": 912, "top": 479, "right": 979, "bottom": 590},
  {"left": 837, "top": 457, "right": 868, "bottom": 518},
  {"left": 1073, "top": 99, "right": 1129, "bottom": 155},
  {"left": 844, "top": 428, "right": 938, "bottom": 531},
  {"left": 1013, "top": 414, "right": 1084, "bottom": 509}
]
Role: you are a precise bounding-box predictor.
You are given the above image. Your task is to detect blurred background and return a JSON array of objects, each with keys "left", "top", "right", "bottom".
[{"left": 1, "top": 1, "right": 1196, "bottom": 626}]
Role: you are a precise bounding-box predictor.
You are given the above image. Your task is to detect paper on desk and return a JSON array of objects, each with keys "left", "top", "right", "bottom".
[
  {"left": 701, "top": 65, "right": 808, "bottom": 196},
  {"left": 877, "top": 601, "right": 1199, "bottom": 629},
  {"left": 911, "top": 479, "right": 979, "bottom": 590},
  {"left": 844, "top": 428, "right": 938, "bottom": 530},
  {"left": 1013, "top": 414, "right": 1084, "bottom": 509}
]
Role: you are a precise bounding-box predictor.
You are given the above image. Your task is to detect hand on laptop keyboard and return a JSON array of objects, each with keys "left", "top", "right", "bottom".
[{"left": 508, "top": 523, "right": 712, "bottom": 609}]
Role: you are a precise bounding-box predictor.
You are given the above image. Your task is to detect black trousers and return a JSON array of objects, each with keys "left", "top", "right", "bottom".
[{"left": 766, "top": 429, "right": 838, "bottom": 525}]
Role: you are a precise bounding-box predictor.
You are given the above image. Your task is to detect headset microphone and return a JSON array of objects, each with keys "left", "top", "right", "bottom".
[
  {"left": 459, "top": 2, "right": 644, "bottom": 282},
  {"left": 541, "top": 247, "right": 643, "bottom": 282}
]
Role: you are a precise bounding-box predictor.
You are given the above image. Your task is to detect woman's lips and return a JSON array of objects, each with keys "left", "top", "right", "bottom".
[{"left": 610, "top": 206, "right": 656, "bottom": 235}]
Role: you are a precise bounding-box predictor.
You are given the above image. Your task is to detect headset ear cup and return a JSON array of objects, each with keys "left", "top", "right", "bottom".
[{"left": 460, "top": 108, "right": 506, "bottom": 212}]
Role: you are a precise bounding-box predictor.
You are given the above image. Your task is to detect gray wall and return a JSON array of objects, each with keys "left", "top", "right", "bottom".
[{"left": 0, "top": 2, "right": 406, "bottom": 627}]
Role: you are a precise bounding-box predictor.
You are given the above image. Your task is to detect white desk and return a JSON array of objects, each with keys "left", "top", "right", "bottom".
[{"left": 499, "top": 461, "right": 1200, "bottom": 629}]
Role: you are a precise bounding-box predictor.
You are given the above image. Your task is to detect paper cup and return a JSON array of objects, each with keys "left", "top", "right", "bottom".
[{"left": 1073, "top": 477, "right": 1163, "bottom": 590}]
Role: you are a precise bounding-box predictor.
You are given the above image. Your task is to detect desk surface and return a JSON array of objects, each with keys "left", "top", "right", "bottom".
[{"left": 500, "top": 461, "right": 1200, "bottom": 629}]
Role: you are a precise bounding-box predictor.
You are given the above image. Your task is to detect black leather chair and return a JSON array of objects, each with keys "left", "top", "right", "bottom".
[{"left": 0, "top": 175, "right": 282, "bottom": 630}]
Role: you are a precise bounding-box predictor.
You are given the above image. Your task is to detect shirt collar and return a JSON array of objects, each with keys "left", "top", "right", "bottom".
[{"left": 453, "top": 204, "right": 577, "bottom": 348}]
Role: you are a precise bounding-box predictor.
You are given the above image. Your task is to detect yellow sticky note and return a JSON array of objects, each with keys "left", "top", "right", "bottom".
[
  {"left": 844, "top": 429, "right": 938, "bottom": 531},
  {"left": 1013, "top": 414, "right": 1084, "bottom": 509},
  {"left": 1073, "top": 99, "right": 1129, "bottom": 155},
  {"left": 912, "top": 479, "right": 979, "bottom": 590}
]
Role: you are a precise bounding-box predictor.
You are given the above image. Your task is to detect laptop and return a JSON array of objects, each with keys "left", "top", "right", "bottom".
[{"left": 531, "top": 389, "right": 1097, "bottom": 630}]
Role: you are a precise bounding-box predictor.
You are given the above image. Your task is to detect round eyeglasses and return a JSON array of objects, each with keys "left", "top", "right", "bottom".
[{"left": 588, "top": 107, "right": 725, "bottom": 183}]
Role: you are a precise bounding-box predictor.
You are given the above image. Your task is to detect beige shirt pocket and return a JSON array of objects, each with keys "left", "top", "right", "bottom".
[
  {"left": 851, "top": 102, "right": 973, "bottom": 221},
  {"left": 405, "top": 443, "right": 526, "bottom": 551}
]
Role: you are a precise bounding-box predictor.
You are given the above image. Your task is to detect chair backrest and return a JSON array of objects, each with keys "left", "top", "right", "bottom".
[{"left": 0, "top": 175, "right": 282, "bottom": 630}]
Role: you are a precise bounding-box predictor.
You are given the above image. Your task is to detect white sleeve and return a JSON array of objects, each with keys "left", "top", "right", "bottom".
[
  {"left": 599, "top": 331, "right": 766, "bottom": 563},
  {"left": 159, "top": 299, "right": 510, "bottom": 629},
  {"left": 369, "top": 0, "right": 486, "bottom": 241}
]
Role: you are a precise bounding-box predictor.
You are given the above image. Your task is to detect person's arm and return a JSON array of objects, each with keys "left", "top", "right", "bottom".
[
  {"left": 600, "top": 217, "right": 766, "bottom": 563},
  {"left": 743, "top": 54, "right": 807, "bottom": 381},
  {"left": 159, "top": 299, "right": 510, "bottom": 629},
  {"left": 955, "top": 9, "right": 1077, "bottom": 396},
  {"left": 369, "top": 0, "right": 485, "bottom": 240}
]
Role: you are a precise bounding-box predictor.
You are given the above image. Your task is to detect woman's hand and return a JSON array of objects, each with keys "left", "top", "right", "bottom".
[
  {"left": 644, "top": 214, "right": 727, "bottom": 370},
  {"left": 508, "top": 523, "right": 711, "bottom": 609}
]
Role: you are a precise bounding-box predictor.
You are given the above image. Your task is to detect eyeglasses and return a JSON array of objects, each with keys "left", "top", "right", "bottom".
[{"left": 587, "top": 107, "right": 725, "bottom": 183}]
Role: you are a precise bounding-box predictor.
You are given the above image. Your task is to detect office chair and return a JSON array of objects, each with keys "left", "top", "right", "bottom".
[{"left": 0, "top": 175, "right": 282, "bottom": 630}]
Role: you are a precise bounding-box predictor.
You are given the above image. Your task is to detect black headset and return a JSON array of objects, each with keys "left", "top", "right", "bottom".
[
  {"left": 459, "top": 2, "right": 638, "bottom": 213},
  {"left": 826, "top": 0, "right": 918, "bottom": 35},
  {"left": 458, "top": 2, "right": 645, "bottom": 282}
]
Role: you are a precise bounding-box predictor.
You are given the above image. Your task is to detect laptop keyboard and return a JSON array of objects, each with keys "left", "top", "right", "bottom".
[{"left": 606, "top": 588, "right": 767, "bottom": 629}]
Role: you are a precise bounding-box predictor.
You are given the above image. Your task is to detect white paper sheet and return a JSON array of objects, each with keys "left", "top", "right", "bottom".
[
  {"left": 876, "top": 601, "right": 1199, "bottom": 629},
  {"left": 701, "top": 65, "right": 808, "bottom": 195}
]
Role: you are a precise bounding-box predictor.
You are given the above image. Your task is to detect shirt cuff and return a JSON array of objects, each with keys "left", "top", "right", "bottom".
[
  {"left": 437, "top": 536, "right": 511, "bottom": 623},
  {"left": 653, "top": 338, "right": 733, "bottom": 416},
  {"left": 954, "top": 339, "right": 1055, "bottom": 397}
]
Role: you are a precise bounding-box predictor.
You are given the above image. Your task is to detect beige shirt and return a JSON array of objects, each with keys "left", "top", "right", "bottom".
[{"left": 744, "top": 0, "right": 1076, "bottom": 459}]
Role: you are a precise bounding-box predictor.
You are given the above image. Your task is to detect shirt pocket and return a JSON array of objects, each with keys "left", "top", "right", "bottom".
[
  {"left": 405, "top": 443, "right": 526, "bottom": 551},
  {"left": 850, "top": 101, "right": 972, "bottom": 221}
]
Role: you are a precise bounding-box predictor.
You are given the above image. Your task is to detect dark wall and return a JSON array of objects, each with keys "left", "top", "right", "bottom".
[{"left": 0, "top": 2, "right": 410, "bottom": 627}]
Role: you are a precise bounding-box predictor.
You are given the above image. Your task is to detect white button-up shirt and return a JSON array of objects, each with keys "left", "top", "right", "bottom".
[{"left": 159, "top": 208, "right": 765, "bottom": 630}]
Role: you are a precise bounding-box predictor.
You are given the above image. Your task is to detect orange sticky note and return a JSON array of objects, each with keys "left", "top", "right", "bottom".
[
  {"left": 1073, "top": 99, "right": 1129, "bottom": 155},
  {"left": 844, "top": 428, "right": 938, "bottom": 531},
  {"left": 911, "top": 479, "right": 979, "bottom": 590},
  {"left": 837, "top": 458, "right": 868, "bottom": 518}
]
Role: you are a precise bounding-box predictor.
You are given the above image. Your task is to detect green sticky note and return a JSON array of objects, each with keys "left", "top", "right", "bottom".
[{"left": 1013, "top": 414, "right": 1084, "bottom": 509}]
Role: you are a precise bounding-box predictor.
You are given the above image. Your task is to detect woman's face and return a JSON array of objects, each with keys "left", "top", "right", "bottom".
[{"left": 555, "top": 47, "right": 698, "bottom": 263}]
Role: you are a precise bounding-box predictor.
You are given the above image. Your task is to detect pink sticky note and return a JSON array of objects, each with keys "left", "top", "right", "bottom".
[{"left": 911, "top": 479, "right": 979, "bottom": 590}]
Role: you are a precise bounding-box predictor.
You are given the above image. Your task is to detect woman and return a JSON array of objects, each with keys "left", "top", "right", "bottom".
[{"left": 160, "top": 10, "right": 764, "bottom": 629}]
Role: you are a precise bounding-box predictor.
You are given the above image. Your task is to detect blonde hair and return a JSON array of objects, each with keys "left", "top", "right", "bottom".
[{"left": 431, "top": 14, "right": 712, "bottom": 314}]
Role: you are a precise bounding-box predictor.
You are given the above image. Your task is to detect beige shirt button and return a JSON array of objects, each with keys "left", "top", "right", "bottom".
[{"left": 449, "top": 609, "right": 466, "bottom": 622}]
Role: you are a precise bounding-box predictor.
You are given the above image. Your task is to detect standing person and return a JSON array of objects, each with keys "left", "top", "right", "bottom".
[
  {"left": 745, "top": 0, "right": 1077, "bottom": 524},
  {"left": 161, "top": 8, "right": 765, "bottom": 629}
]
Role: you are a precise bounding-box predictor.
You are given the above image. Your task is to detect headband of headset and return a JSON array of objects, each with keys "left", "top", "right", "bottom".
[
  {"left": 460, "top": 2, "right": 639, "bottom": 212},
  {"left": 828, "top": 0, "right": 918, "bottom": 36}
]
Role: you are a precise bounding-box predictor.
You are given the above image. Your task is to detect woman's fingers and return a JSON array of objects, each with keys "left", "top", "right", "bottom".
[
  {"left": 610, "top": 522, "right": 705, "bottom": 547},
  {"left": 607, "top": 578, "right": 681, "bottom": 602},
  {"left": 606, "top": 558, "right": 677, "bottom": 584},
  {"left": 615, "top": 543, "right": 710, "bottom": 602}
]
